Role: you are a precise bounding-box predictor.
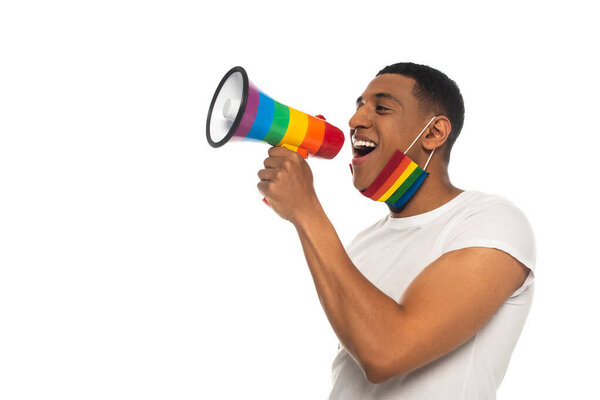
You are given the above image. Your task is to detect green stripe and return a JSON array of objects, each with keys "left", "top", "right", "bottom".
[
  {"left": 386, "top": 167, "right": 424, "bottom": 205},
  {"left": 263, "top": 101, "right": 290, "bottom": 146}
]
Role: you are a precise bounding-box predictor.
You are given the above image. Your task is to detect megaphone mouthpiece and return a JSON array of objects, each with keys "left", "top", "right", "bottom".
[
  {"left": 222, "top": 98, "right": 241, "bottom": 121},
  {"left": 207, "top": 66, "right": 345, "bottom": 159}
]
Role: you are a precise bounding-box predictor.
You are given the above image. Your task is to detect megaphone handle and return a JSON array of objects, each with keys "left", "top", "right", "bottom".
[{"left": 262, "top": 144, "right": 309, "bottom": 207}]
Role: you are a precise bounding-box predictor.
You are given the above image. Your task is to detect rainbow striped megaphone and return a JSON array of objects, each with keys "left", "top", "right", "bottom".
[{"left": 206, "top": 66, "right": 345, "bottom": 159}]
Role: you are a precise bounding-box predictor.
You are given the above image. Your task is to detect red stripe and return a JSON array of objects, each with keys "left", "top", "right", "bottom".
[
  {"left": 314, "top": 121, "right": 345, "bottom": 159},
  {"left": 361, "top": 151, "right": 404, "bottom": 198},
  {"left": 370, "top": 155, "right": 412, "bottom": 200}
]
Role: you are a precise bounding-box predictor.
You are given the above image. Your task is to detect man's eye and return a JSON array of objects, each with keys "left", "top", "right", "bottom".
[{"left": 376, "top": 105, "right": 390, "bottom": 112}]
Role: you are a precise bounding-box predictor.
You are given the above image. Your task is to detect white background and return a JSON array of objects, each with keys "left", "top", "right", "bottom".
[{"left": 1, "top": 1, "right": 598, "bottom": 399}]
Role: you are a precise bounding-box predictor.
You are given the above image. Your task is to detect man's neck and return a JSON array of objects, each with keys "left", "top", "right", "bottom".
[{"left": 389, "top": 168, "right": 463, "bottom": 218}]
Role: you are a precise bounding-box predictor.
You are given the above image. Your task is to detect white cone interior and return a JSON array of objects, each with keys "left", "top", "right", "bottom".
[{"left": 209, "top": 71, "right": 244, "bottom": 143}]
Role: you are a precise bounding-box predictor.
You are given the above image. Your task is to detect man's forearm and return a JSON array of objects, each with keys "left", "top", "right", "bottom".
[{"left": 292, "top": 207, "right": 405, "bottom": 378}]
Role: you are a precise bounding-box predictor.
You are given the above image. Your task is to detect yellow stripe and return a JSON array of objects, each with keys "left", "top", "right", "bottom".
[
  {"left": 277, "top": 107, "right": 309, "bottom": 148},
  {"left": 378, "top": 161, "right": 418, "bottom": 202}
]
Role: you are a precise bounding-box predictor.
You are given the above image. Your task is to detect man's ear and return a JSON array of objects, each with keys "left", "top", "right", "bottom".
[{"left": 423, "top": 116, "right": 452, "bottom": 150}]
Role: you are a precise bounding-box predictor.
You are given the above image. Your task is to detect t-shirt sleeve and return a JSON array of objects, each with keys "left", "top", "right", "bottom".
[{"left": 441, "top": 198, "right": 536, "bottom": 297}]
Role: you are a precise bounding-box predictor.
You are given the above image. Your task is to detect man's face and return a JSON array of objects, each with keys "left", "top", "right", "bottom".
[{"left": 349, "top": 73, "right": 429, "bottom": 191}]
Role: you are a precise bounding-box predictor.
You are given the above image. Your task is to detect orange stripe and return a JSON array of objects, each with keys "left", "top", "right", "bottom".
[
  {"left": 298, "top": 115, "right": 325, "bottom": 156},
  {"left": 371, "top": 156, "right": 412, "bottom": 200}
]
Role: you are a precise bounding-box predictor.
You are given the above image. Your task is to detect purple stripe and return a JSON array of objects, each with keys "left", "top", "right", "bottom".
[{"left": 234, "top": 80, "right": 260, "bottom": 138}]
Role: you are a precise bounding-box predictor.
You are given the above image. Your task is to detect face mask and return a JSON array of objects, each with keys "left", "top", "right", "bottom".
[{"left": 357, "top": 116, "right": 437, "bottom": 209}]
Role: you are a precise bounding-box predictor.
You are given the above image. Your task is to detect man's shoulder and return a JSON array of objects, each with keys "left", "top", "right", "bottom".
[
  {"left": 444, "top": 190, "right": 536, "bottom": 270},
  {"left": 455, "top": 190, "right": 529, "bottom": 221}
]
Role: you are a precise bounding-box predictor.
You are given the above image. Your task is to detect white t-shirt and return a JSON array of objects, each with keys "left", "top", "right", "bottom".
[{"left": 329, "top": 191, "right": 536, "bottom": 400}]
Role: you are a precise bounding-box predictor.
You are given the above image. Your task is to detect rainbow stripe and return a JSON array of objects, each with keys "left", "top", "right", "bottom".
[
  {"left": 361, "top": 150, "right": 429, "bottom": 208},
  {"left": 233, "top": 82, "right": 344, "bottom": 159}
]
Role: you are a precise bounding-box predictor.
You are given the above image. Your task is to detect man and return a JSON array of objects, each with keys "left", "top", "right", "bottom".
[{"left": 257, "top": 62, "right": 535, "bottom": 399}]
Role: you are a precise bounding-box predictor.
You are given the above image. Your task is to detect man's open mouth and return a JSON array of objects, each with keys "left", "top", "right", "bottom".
[{"left": 352, "top": 138, "right": 377, "bottom": 159}]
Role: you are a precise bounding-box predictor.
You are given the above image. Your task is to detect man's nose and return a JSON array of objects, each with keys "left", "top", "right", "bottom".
[{"left": 349, "top": 106, "right": 371, "bottom": 130}]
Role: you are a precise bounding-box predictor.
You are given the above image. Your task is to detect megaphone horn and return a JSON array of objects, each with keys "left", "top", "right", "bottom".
[{"left": 206, "top": 66, "right": 345, "bottom": 159}]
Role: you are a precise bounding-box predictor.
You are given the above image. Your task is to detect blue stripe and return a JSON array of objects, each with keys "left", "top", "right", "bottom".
[
  {"left": 388, "top": 171, "right": 428, "bottom": 208},
  {"left": 246, "top": 91, "right": 274, "bottom": 141}
]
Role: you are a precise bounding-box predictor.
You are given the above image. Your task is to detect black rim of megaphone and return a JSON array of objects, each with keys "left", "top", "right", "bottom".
[{"left": 206, "top": 66, "right": 249, "bottom": 148}]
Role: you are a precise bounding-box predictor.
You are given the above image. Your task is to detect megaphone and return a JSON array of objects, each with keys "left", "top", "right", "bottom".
[{"left": 206, "top": 66, "right": 345, "bottom": 159}]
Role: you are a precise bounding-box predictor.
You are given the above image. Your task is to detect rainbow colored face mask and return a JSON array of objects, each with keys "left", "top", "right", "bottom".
[{"left": 359, "top": 116, "right": 437, "bottom": 209}]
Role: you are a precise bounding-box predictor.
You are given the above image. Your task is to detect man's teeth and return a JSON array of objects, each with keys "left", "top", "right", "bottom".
[{"left": 353, "top": 140, "right": 376, "bottom": 148}]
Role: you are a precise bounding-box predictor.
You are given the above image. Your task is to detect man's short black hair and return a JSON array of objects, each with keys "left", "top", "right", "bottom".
[{"left": 377, "top": 62, "right": 465, "bottom": 162}]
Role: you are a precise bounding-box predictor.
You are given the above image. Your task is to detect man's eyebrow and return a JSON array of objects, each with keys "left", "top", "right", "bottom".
[
  {"left": 355, "top": 93, "right": 403, "bottom": 106},
  {"left": 374, "top": 92, "right": 403, "bottom": 106}
]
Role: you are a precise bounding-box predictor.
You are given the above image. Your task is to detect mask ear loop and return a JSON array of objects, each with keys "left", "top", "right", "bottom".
[
  {"left": 423, "top": 147, "right": 436, "bottom": 171},
  {"left": 404, "top": 116, "right": 438, "bottom": 171}
]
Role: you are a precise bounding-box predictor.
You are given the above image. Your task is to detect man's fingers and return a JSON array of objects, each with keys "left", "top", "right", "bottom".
[
  {"left": 263, "top": 154, "right": 288, "bottom": 169},
  {"left": 257, "top": 180, "right": 272, "bottom": 197},
  {"left": 268, "top": 145, "right": 296, "bottom": 157},
  {"left": 259, "top": 147, "right": 305, "bottom": 205},
  {"left": 258, "top": 168, "right": 277, "bottom": 181},
  {"left": 264, "top": 146, "right": 305, "bottom": 168}
]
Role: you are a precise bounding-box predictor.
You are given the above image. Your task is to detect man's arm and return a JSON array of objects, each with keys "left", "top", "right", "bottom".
[
  {"left": 295, "top": 210, "right": 528, "bottom": 383},
  {"left": 257, "top": 147, "right": 530, "bottom": 383}
]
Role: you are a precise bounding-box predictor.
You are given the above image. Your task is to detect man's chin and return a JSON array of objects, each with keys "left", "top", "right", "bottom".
[
  {"left": 352, "top": 158, "right": 385, "bottom": 192},
  {"left": 352, "top": 175, "right": 371, "bottom": 193}
]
